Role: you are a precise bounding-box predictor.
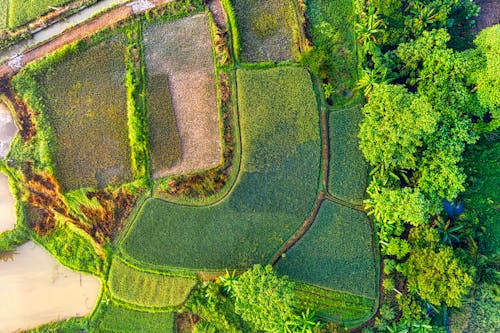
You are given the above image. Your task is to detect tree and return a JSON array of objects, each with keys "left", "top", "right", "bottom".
[
  {"left": 404, "top": 246, "right": 473, "bottom": 307},
  {"left": 232, "top": 264, "right": 296, "bottom": 332},
  {"left": 359, "top": 84, "right": 438, "bottom": 171}
]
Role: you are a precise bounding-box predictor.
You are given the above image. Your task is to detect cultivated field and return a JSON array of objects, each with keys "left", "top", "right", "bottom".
[
  {"left": 275, "top": 200, "right": 376, "bottom": 299},
  {"left": 329, "top": 106, "right": 368, "bottom": 204},
  {"left": 95, "top": 302, "right": 174, "bottom": 333},
  {"left": 0, "top": 0, "right": 8, "bottom": 31},
  {"left": 143, "top": 14, "right": 220, "bottom": 178},
  {"left": 120, "top": 67, "right": 321, "bottom": 269},
  {"left": 108, "top": 258, "right": 197, "bottom": 308},
  {"left": 8, "top": 0, "right": 74, "bottom": 29},
  {"left": 37, "top": 37, "right": 132, "bottom": 191},
  {"left": 231, "top": 0, "right": 298, "bottom": 62}
]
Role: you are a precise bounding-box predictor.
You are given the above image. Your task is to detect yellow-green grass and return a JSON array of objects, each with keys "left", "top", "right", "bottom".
[
  {"left": 95, "top": 302, "right": 174, "bottom": 333},
  {"left": 8, "top": 0, "right": 74, "bottom": 29},
  {"left": 275, "top": 200, "right": 377, "bottom": 299},
  {"left": 329, "top": 106, "right": 368, "bottom": 204},
  {"left": 230, "top": 0, "right": 299, "bottom": 62},
  {"left": 108, "top": 257, "right": 197, "bottom": 308},
  {"left": 142, "top": 14, "right": 219, "bottom": 177},
  {"left": 294, "top": 283, "right": 374, "bottom": 324},
  {"left": 120, "top": 67, "right": 321, "bottom": 270},
  {"left": 0, "top": 0, "right": 8, "bottom": 31},
  {"left": 37, "top": 37, "right": 132, "bottom": 191},
  {"left": 146, "top": 74, "right": 181, "bottom": 175}
]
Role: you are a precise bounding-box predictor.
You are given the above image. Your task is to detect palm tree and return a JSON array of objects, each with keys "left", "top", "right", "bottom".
[{"left": 355, "top": 8, "right": 385, "bottom": 46}]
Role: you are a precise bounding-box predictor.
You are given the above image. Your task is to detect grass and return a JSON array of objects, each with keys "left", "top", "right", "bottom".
[
  {"left": 95, "top": 302, "right": 174, "bottom": 333},
  {"left": 304, "top": 0, "right": 358, "bottom": 99},
  {"left": 329, "top": 105, "right": 368, "bottom": 204},
  {"left": 294, "top": 283, "right": 374, "bottom": 324},
  {"left": 0, "top": 0, "right": 8, "bottom": 31},
  {"left": 120, "top": 67, "right": 320, "bottom": 270},
  {"left": 142, "top": 14, "right": 219, "bottom": 177},
  {"left": 230, "top": 0, "right": 299, "bottom": 62},
  {"left": 108, "top": 257, "right": 197, "bottom": 309},
  {"left": 146, "top": 74, "right": 181, "bottom": 175},
  {"left": 8, "top": 0, "right": 73, "bottom": 29},
  {"left": 275, "top": 200, "right": 376, "bottom": 299},
  {"left": 28, "top": 36, "right": 132, "bottom": 191}
]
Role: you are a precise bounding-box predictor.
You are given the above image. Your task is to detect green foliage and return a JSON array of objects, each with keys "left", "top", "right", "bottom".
[
  {"left": 359, "top": 84, "right": 437, "bottom": 171},
  {"left": 37, "top": 221, "right": 103, "bottom": 275},
  {"left": 220, "top": 0, "right": 241, "bottom": 61},
  {"left": 276, "top": 201, "right": 377, "bottom": 299},
  {"left": 95, "top": 302, "right": 174, "bottom": 333},
  {"left": 365, "top": 186, "right": 429, "bottom": 242},
  {"left": 230, "top": 0, "right": 298, "bottom": 62},
  {"left": 232, "top": 264, "right": 296, "bottom": 332},
  {"left": 13, "top": 34, "right": 133, "bottom": 191},
  {"left": 22, "top": 317, "right": 89, "bottom": 332},
  {"left": 0, "top": 0, "right": 8, "bottom": 31},
  {"left": 303, "top": 0, "right": 358, "bottom": 99},
  {"left": 108, "top": 258, "right": 197, "bottom": 309},
  {"left": 329, "top": 106, "right": 368, "bottom": 204},
  {"left": 474, "top": 25, "right": 500, "bottom": 127},
  {"left": 8, "top": 0, "right": 73, "bottom": 28},
  {"left": 120, "top": 67, "right": 320, "bottom": 269},
  {"left": 404, "top": 245, "right": 473, "bottom": 307},
  {"left": 294, "top": 283, "right": 374, "bottom": 324},
  {"left": 146, "top": 74, "right": 181, "bottom": 174},
  {"left": 385, "top": 238, "right": 410, "bottom": 260}
]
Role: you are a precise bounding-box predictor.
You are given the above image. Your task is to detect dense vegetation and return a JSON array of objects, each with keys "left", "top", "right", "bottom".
[{"left": 8, "top": 0, "right": 73, "bottom": 28}]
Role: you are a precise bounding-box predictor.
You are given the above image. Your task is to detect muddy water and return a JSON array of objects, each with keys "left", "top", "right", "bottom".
[
  {"left": 0, "top": 102, "right": 17, "bottom": 159},
  {"left": 0, "top": 173, "right": 16, "bottom": 233},
  {"left": 0, "top": 242, "right": 101, "bottom": 332}
]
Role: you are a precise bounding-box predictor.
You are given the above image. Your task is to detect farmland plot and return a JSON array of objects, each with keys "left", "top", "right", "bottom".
[
  {"left": 8, "top": 0, "right": 74, "bottom": 29},
  {"left": 329, "top": 106, "right": 368, "bottom": 204},
  {"left": 37, "top": 37, "right": 132, "bottom": 191},
  {"left": 108, "top": 257, "right": 197, "bottom": 308},
  {"left": 275, "top": 200, "right": 377, "bottom": 299},
  {"left": 143, "top": 14, "right": 220, "bottom": 178},
  {"left": 231, "top": 0, "right": 299, "bottom": 62},
  {"left": 120, "top": 67, "right": 321, "bottom": 270}
]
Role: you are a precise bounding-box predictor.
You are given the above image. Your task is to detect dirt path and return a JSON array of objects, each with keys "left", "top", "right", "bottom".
[
  {"left": 0, "top": 0, "right": 173, "bottom": 80},
  {"left": 475, "top": 0, "right": 500, "bottom": 32}
]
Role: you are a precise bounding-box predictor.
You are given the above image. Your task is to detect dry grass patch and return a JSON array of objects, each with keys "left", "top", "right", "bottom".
[{"left": 143, "top": 14, "right": 220, "bottom": 178}]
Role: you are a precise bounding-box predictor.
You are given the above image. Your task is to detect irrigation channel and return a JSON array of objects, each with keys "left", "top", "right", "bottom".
[{"left": 0, "top": 242, "right": 101, "bottom": 332}]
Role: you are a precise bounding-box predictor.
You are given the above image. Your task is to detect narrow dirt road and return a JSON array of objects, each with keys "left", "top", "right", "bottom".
[{"left": 0, "top": 0, "right": 172, "bottom": 79}]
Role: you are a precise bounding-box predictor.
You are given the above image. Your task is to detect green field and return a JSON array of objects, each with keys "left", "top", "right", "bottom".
[
  {"left": 33, "top": 37, "right": 132, "bottom": 191},
  {"left": 95, "top": 302, "right": 174, "bottom": 333},
  {"left": 231, "top": 0, "right": 298, "bottom": 62},
  {"left": 146, "top": 74, "right": 181, "bottom": 174},
  {"left": 8, "top": 0, "right": 73, "bottom": 29},
  {"left": 329, "top": 106, "right": 368, "bottom": 204},
  {"left": 275, "top": 200, "right": 376, "bottom": 298},
  {"left": 120, "top": 66, "right": 320, "bottom": 269},
  {"left": 108, "top": 258, "right": 197, "bottom": 308},
  {"left": 0, "top": 0, "right": 8, "bottom": 31},
  {"left": 294, "top": 283, "right": 374, "bottom": 324}
]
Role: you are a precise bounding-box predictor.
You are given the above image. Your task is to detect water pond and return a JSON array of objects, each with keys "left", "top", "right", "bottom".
[{"left": 0, "top": 242, "right": 101, "bottom": 332}]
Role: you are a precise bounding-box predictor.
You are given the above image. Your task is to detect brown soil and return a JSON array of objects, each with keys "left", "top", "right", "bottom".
[
  {"left": 476, "top": 0, "right": 500, "bottom": 31},
  {"left": 208, "top": 0, "right": 227, "bottom": 30},
  {"left": 0, "top": 86, "right": 36, "bottom": 142},
  {"left": 174, "top": 312, "right": 200, "bottom": 333}
]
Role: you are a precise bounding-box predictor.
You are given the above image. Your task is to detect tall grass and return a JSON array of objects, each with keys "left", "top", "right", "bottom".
[{"left": 220, "top": 0, "right": 241, "bottom": 62}]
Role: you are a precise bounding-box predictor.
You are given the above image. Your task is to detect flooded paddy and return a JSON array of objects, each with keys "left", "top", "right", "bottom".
[{"left": 0, "top": 242, "right": 101, "bottom": 332}]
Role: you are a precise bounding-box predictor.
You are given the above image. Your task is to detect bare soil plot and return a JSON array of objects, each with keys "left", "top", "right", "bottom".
[
  {"left": 476, "top": 0, "right": 500, "bottom": 31},
  {"left": 143, "top": 13, "right": 220, "bottom": 178},
  {"left": 231, "top": 0, "right": 298, "bottom": 62},
  {"left": 40, "top": 37, "right": 132, "bottom": 190}
]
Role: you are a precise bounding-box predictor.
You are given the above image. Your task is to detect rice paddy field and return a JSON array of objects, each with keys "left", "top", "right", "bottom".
[
  {"left": 95, "top": 302, "right": 174, "bottom": 333},
  {"left": 0, "top": 0, "right": 8, "bottom": 31},
  {"left": 275, "top": 200, "right": 377, "bottom": 299},
  {"left": 143, "top": 13, "right": 220, "bottom": 178},
  {"left": 230, "top": 0, "right": 299, "bottom": 62},
  {"left": 120, "top": 66, "right": 321, "bottom": 270},
  {"left": 329, "top": 105, "right": 368, "bottom": 204},
  {"left": 108, "top": 258, "right": 197, "bottom": 309},
  {"left": 8, "top": 0, "right": 74, "bottom": 29},
  {"left": 35, "top": 37, "right": 132, "bottom": 191}
]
